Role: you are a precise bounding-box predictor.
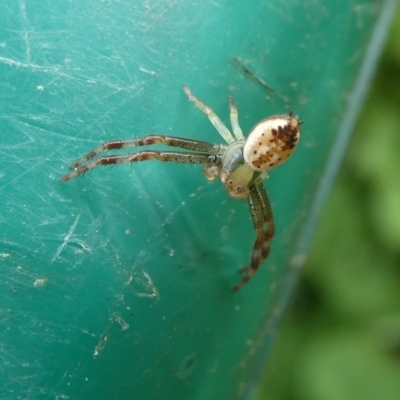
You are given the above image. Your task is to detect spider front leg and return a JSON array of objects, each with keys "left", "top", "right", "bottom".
[
  {"left": 60, "top": 135, "right": 223, "bottom": 182},
  {"left": 183, "top": 85, "right": 236, "bottom": 145},
  {"left": 232, "top": 182, "right": 275, "bottom": 292},
  {"left": 60, "top": 150, "right": 218, "bottom": 182}
]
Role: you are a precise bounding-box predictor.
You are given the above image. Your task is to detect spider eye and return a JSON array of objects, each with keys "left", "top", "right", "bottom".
[{"left": 243, "top": 114, "right": 300, "bottom": 172}]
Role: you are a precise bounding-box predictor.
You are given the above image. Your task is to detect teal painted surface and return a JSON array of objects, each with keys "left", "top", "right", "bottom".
[{"left": 0, "top": 1, "right": 391, "bottom": 399}]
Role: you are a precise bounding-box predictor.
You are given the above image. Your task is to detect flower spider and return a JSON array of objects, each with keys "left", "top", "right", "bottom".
[{"left": 61, "top": 86, "right": 301, "bottom": 292}]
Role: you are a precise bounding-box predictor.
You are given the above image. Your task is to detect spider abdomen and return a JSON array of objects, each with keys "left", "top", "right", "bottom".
[{"left": 243, "top": 114, "right": 300, "bottom": 172}]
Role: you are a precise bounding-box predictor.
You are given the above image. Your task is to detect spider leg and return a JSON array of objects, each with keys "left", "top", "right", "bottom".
[
  {"left": 232, "top": 182, "right": 275, "bottom": 292},
  {"left": 68, "top": 135, "right": 223, "bottom": 170},
  {"left": 229, "top": 97, "right": 246, "bottom": 141},
  {"left": 60, "top": 151, "right": 218, "bottom": 182},
  {"left": 183, "top": 85, "right": 236, "bottom": 145}
]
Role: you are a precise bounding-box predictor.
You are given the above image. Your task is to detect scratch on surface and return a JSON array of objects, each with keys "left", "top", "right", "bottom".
[
  {"left": 0, "top": 162, "right": 41, "bottom": 192},
  {"left": 129, "top": 185, "right": 207, "bottom": 289},
  {"left": 112, "top": 312, "right": 130, "bottom": 331},
  {"left": 126, "top": 268, "right": 160, "bottom": 299},
  {"left": 93, "top": 332, "right": 108, "bottom": 358},
  {"left": 0, "top": 55, "right": 136, "bottom": 93},
  {"left": 33, "top": 278, "right": 46, "bottom": 287},
  {"left": 0, "top": 55, "right": 70, "bottom": 74},
  {"left": 51, "top": 215, "right": 81, "bottom": 264},
  {"left": 139, "top": 67, "right": 156, "bottom": 76},
  {"left": 18, "top": 0, "right": 32, "bottom": 62},
  {"left": 143, "top": 0, "right": 179, "bottom": 24}
]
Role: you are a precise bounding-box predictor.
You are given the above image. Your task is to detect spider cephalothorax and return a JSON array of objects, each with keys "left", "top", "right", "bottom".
[{"left": 61, "top": 86, "right": 301, "bottom": 292}]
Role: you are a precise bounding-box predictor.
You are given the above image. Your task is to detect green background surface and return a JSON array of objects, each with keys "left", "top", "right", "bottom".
[{"left": 0, "top": 1, "right": 395, "bottom": 399}]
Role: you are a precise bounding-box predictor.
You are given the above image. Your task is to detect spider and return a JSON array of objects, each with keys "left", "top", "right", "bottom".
[{"left": 61, "top": 86, "right": 301, "bottom": 292}]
